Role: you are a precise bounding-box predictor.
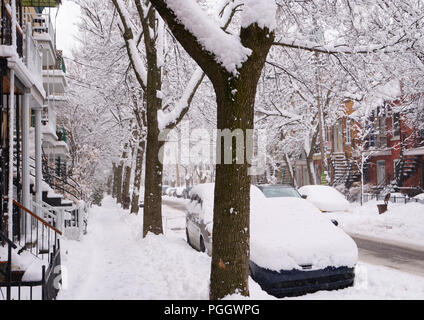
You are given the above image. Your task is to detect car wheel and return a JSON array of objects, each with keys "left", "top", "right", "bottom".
[{"left": 200, "top": 236, "right": 206, "bottom": 253}]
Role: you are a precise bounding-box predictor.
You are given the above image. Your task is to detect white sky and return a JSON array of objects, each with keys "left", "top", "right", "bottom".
[{"left": 53, "top": 0, "right": 81, "bottom": 58}]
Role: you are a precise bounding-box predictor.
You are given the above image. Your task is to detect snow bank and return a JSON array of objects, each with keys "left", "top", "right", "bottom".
[
  {"left": 298, "top": 185, "right": 349, "bottom": 212},
  {"left": 292, "top": 262, "right": 424, "bottom": 300},
  {"left": 414, "top": 193, "right": 424, "bottom": 201},
  {"left": 329, "top": 201, "right": 424, "bottom": 247}
]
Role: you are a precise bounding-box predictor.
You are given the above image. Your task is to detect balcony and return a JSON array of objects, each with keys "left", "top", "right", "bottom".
[
  {"left": 23, "top": 23, "right": 42, "bottom": 85},
  {"left": 1, "top": 0, "right": 24, "bottom": 58},
  {"left": 43, "top": 51, "right": 66, "bottom": 94},
  {"left": 23, "top": 11, "right": 56, "bottom": 66}
]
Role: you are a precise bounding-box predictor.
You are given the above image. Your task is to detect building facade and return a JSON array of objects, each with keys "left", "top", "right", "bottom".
[{"left": 0, "top": 0, "right": 85, "bottom": 300}]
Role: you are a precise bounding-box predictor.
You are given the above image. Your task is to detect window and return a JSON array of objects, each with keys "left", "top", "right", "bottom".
[
  {"left": 392, "top": 113, "right": 400, "bottom": 140},
  {"left": 346, "top": 120, "right": 351, "bottom": 145},
  {"left": 375, "top": 118, "right": 387, "bottom": 148}
]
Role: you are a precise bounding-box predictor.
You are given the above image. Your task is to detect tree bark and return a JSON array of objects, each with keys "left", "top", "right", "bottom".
[
  {"left": 142, "top": 6, "right": 165, "bottom": 237},
  {"left": 306, "top": 127, "right": 319, "bottom": 185},
  {"left": 112, "top": 162, "right": 118, "bottom": 198},
  {"left": 106, "top": 174, "right": 113, "bottom": 195},
  {"left": 122, "top": 160, "right": 132, "bottom": 209},
  {"left": 116, "top": 144, "right": 128, "bottom": 205},
  {"left": 131, "top": 137, "right": 146, "bottom": 214}
]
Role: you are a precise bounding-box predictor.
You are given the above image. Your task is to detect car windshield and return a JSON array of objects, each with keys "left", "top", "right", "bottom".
[{"left": 259, "top": 186, "right": 302, "bottom": 198}]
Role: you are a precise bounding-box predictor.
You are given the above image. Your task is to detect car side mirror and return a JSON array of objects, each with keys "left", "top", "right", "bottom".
[
  {"left": 301, "top": 195, "right": 308, "bottom": 199},
  {"left": 331, "top": 219, "right": 339, "bottom": 227}
]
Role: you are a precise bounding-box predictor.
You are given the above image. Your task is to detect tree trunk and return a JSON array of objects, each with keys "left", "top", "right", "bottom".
[
  {"left": 142, "top": 15, "right": 164, "bottom": 236},
  {"left": 112, "top": 162, "right": 118, "bottom": 198},
  {"left": 116, "top": 146, "right": 128, "bottom": 205},
  {"left": 143, "top": 126, "right": 164, "bottom": 236},
  {"left": 209, "top": 26, "right": 274, "bottom": 300},
  {"left": 122, "top": 162, "right": 132, "bottom": 209},
  {"left": 131, "top": 138, "right": 146, "bottom": 214},
  {"left": 306, "top": 128, "right": 319, "bottom": 185},
  {"left": 116, "top": 162, "right": 124, "bottom": 204},
  {"left": 283, "top": 153, "right": 297, "bottom": 188},
  {"left": 106, "top": 174, "right": 113, "bottom": 195}
]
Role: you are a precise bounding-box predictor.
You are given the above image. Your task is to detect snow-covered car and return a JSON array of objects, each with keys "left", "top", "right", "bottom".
[
  {"left": 183, "top": 186, "right": 192, "bottom": 199},
  {"left": 298, "top": 185, "right": 349, "bottom": 212},
  {"left": 162, "top": 186, "right": 171, "bottom": 196},
  {"left": 175, "top": 187, "right": 185, "bottom": 198},
  {"left": 166, "top": 187, "right": 177, "bottom": 197},
  {"left": 186, "top": 183, "right": 358, "bottom": 297}
]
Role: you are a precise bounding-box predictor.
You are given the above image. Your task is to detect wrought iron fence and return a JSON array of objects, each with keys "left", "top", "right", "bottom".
[
  {"left": 0, "top": 201, "right": 62, "bottom": 300},
  {"left": 362, "top": 193, "right": 424, "bottom": 205}
]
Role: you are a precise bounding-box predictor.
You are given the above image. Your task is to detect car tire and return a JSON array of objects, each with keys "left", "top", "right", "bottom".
[{"left": 200, "top": 236, "right": 206, "bottom": 253}]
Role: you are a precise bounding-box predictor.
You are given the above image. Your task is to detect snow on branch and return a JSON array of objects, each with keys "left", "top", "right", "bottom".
[
  {"left": 273, "top": 34, "right": 407, "bottom": 55},
  {"left": 157, "top": 0, "right": 245, "bottom": 132},
  {"left": 241, "top": 0, "right": 276, "bottom": 31},
  {"left": 155, "top": 0, "right": 252, "bottom": 74},
  {"left": 113, "top": 0, "right": 148, "bottom": 88},
  {"left": 158, "top": 68, "right": 205, "bottom": 131}
]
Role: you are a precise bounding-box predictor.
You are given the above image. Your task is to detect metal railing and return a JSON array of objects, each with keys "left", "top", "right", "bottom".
[
  {"left": 362, "top": 193, "right": 424, "bottom": 205},
  {"left": 12, "top": 199, "right": 61, "bottom": 263},
  {"left": 27, "top": 155, "right": 83, "bottom": 201},
  {"left": 0, "top": 229, "right": 17, "bottom": 300},
  {"left": 22, "top": 11, "right": 56, "bottom": 52},
  {"left": 1, "top": 0, "right": 24, "bottom": 57},
  {"left": 0, "top": 227, "right": 61, "bottom": 300},
  {"left": 0, "top": 198, "right": 62, "bottom": 301},
  {"left": 23, "top": 22, "right": 42, "bottom": 84}
]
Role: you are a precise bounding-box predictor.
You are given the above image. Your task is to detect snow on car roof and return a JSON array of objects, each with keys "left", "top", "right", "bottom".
[{"left": 298, "top": 185, "right": 349, "bottom": 212}]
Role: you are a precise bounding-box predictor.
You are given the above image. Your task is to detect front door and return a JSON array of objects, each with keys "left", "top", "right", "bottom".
[
  {"left": 377, "top": 160, "right": 386, "bottom": 185},
  {"left": 333, "top": 121, "right": 343, "bottom": 153}
]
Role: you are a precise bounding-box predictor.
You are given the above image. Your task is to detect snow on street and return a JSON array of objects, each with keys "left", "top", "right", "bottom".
[{"left": 58, "top": 197, "right": 424, "bottom": 300}]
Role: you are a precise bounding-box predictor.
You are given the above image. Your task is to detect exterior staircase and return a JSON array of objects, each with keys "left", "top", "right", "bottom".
[
  {"left": 331, "top": 153, "right": 361, "bottom": 188},
  {"left": 395, "top": 155, "right": 420, "bottom": 187},
  {"left": 281, "top": 166, "right": 294, "bottom": 185}
]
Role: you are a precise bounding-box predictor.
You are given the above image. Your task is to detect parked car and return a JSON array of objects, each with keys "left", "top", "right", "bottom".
[
  {"left": 166, "top": 187, "right": 177, "bottom": 197},
  {"left": 298, "top": 185, "right": 349, "bottom": 212},
  {"left": 175, "top": 187, "right": 185, "bottom": 198},
  {"left": 162, "top": 186, "right": 171, "bottom": 196},
  {"left": 185, "top": 183, "right": 357, "bottom": 298},
  {"left": 183, "top": 186, "right": 193, "bottom": 199}
]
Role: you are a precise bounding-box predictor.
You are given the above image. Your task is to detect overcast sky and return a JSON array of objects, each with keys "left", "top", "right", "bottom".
[{"left": 55, "top": 0, "right": 81, "bottom": 58}]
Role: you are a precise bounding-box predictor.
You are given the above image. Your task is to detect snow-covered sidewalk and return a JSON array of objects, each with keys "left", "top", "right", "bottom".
[
  {"left": 58, "top": 196, "right": 424, "bottom": 300},
  {"left": 58, "top": 197, "right": 212, "bottom": 299}
]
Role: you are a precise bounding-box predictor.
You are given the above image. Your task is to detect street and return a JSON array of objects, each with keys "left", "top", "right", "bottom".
[{"left": 350, "top": 234, "right": 424, "bottom": 277}]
